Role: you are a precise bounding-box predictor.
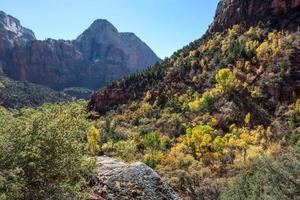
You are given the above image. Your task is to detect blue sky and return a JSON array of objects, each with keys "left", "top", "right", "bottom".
[{"left": 1, "top": 0, "right": 219, "bottom": 58}]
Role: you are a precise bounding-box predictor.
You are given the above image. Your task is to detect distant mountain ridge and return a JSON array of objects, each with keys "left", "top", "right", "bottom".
[{"left": 0, "top": 11, "right": 160, "bottom": 90}]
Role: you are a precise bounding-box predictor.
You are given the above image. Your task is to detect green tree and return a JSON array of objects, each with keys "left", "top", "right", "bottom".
[{"left": 0, "top": 102, "right": 97, "bottom": 199}]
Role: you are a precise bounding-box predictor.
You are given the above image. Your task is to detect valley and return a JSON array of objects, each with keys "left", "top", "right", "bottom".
[{"left": 0, "top": 0, "right": 300, "bottom": 200}]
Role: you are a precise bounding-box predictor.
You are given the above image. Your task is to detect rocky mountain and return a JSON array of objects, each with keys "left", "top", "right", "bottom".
[
  {"left": 1, "top": 1, "right": 299, "bottom": 200},
  {"left": 0, "top": 11, "right": 35, "bottom": 44},
  {"left": 0, "top": 11, "right": 160, "bottom": 91}
]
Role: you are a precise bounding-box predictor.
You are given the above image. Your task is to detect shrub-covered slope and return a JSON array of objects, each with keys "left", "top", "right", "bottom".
[
  {"left": 86, "top": 0, "right": 300, "bottom": 199},
  {"left": 0, "top": 76, "right": 70, "bottom": 109}
]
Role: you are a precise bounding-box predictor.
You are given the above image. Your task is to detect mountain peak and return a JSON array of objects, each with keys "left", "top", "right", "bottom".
[
  {"left": 0, "top": 11, "right": 160, "bottom": 91},
  {"left": 75, "top": 18, "right": 119, "bottom": 45},
  {"left": 74, "top": 19, "right": 159, "bottom": 71},
  {"left": 87, "top": 18, "right": 118, "bottom": 33},
  {"left": 92, "top": 19, "right": 112, "bottom": 26},
  {"left": 0, "top": 10, "right": 35, "bottom": 42}
]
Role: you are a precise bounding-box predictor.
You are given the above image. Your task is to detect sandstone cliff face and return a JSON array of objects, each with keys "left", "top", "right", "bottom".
[
  {"left": 0, "top": 11, "right": 160, "bottom": 90},
  {"left": 74, "top": 20, "right": 159, "bottom": 72},
  {"left": 0, "top": 11, "right": 35, "bottom": 45},
  {"left": 120, "top": 32, "right": 160, "bottom": 72},
  {"left": 89, "top": 157, "right": 181, "bottom": 200},
  {"left": 209, "top": 0, "right": 300, "bottom": 33}
]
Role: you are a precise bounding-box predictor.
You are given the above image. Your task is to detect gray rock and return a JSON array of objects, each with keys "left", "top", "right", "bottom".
[{"left": 92, "top": 156, "right": 181, "bottom": 200}]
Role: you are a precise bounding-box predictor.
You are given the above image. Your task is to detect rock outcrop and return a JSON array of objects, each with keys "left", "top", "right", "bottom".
[
  {"left": 0, "top": 11, "right": 160, "bottom": 91},
  {"left": 0, "top": 11, "right": 35, "bottom": 45},
  {"left": 89, "top": 157, "right": 181, "bottom": 200},
  {"left": 87, "top": 88, "right": 140, "bottom": 114},
  {"left": 209, "top": 0, "right": 300, "bottom": 33}
]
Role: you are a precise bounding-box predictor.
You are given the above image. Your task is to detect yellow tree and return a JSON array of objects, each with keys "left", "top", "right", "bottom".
[
  {"left": 215, "top": 68, "right": 239, "bottom": 93},
  {"left": 244, "top": 113, "right": 251, "bottom": 126},
  {"left": 185, "top": 125, "right": 214, "bottom": 159},
  {"left": 87, "top": 125, "right": 101, "bottom": 155}
]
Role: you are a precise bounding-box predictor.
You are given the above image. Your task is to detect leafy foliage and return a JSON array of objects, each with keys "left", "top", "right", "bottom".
[
  {"left": 0, "top": 102, "right": 97, "bottom": 199},
  {"left": 88, "top": 25, "right": 300, "bottom": 199},
  {"left": 221, "top": 144, "right": 300, "bottom": 200},
  {"left": 0, "top": 76, "right": 70, "bottom": 109},
  {"left": 215, "top": 68, "right": 239, "bottom": 93},
  {"left": 87, "top": 125, "right": 101, "bottom": 155}
]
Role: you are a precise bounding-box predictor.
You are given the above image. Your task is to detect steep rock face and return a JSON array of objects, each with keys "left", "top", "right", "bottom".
[
  {"left": 0, "top": 11, "right": 160, "bottom": 90},
  {"left": 74, "top": 19, "right": 124, "bottom": 64},
  {"left": 0, "top": 11, "right": 35, "bottom": 45},
  {"left": 0, "top": 11, "right": 36, "bottom": 75},
  {"left": 74, "top": 20, "right": 159, "bottom": 72},
  {"left": 4, "top": 39, "right": 91, "bottom": 90},
  {"left": 209, "top": 0, "right": 300, "bottom": 33},
  {"left": 87, "top": 89, "right": 134, "bottom": 113},
  {"left": 89, "top": 157, "right": 181, "bottom": 200},
  {"left": 120, "top": 32, "right": 160, "bottom": 71}
]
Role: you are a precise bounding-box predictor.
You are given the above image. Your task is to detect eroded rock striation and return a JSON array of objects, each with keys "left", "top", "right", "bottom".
[{"left": 89, "top": 157, "right": 181, "bottom": 200}]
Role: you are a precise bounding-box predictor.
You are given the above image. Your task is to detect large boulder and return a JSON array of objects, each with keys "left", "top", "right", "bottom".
[{"left": 90, "top": 157, "right": 181, "bottom": 200}]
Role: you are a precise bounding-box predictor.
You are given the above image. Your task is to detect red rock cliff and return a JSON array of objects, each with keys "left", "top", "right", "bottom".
[{"left": 209, "top": 0, "right": 300, "bottom": 33}]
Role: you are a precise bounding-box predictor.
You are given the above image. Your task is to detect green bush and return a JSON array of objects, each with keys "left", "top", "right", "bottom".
[
  {"left": 101, "top": 117, "right": 126, "bottom": 143},
  {"left": 202, "top": 92, "right": 214, "bottom": 108},
  {"left": 131, "top": 116, "right": 140, "bottom": 126},
  {"left": 0, "top": 102, "right": 97, "bottom": 199},
  {"left": 110, "top": 140, "right": 137, "bottom": 162},
  {"left": 220, "top": 144, "right": 300, "bottom": 200},
  {"left": 143, "top": 131, "right": 167, "bottom": 151}
]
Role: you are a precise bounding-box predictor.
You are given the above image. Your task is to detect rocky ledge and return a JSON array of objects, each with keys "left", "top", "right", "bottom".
[{"left": 89, "top": 157, "right": 181, "bottom": 200}]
